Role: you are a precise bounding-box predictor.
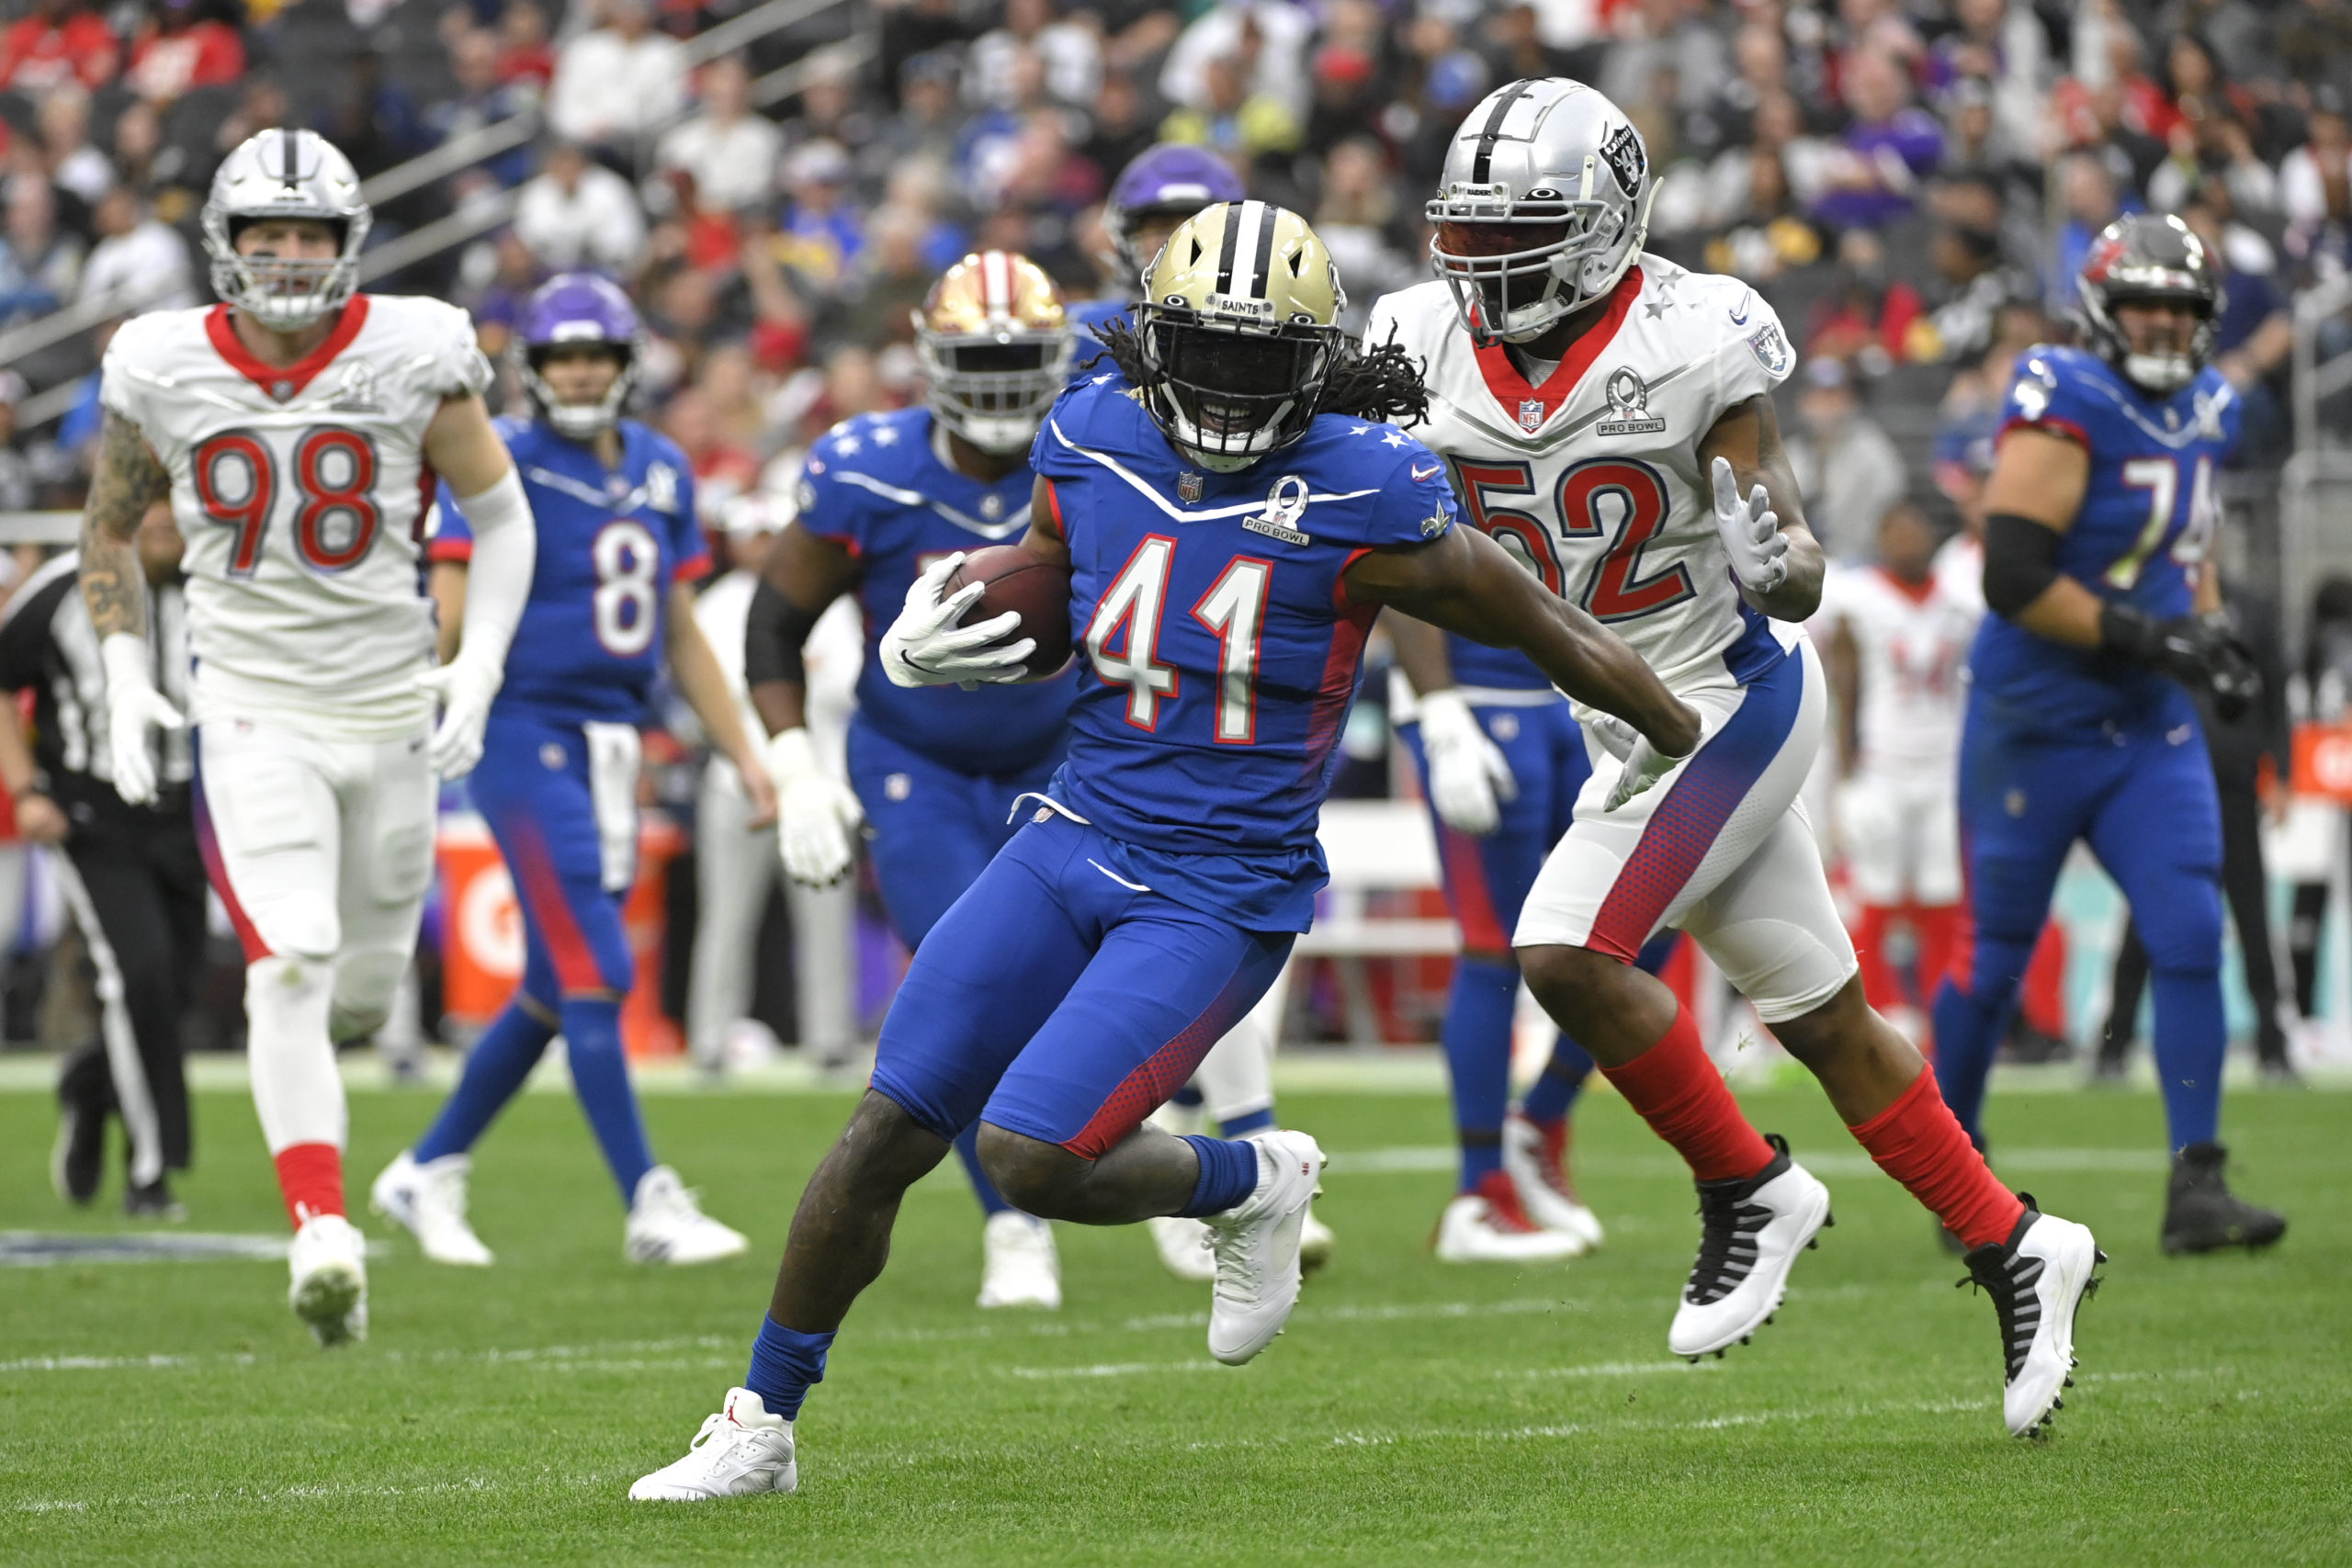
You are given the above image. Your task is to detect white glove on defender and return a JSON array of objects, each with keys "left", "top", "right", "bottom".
[
  {"left": 1414, "top": 688, "right": 1516, "bottom": 836},
  {"left": 1588, "top": 713, "right": 1695, "bottom": 813},
  {"left": 99, "top": 634, "right": 183, "bottom": 807},
  {"left": 1710, "top": 456, "right": 1789, "bottom": 595},
  {"left": 769, "top": 728, "right": 864, "bottom": 888},
  {"left": 879, "top": 554, "right": 1034, "bottom": 689},
  {"left": 417, "top": 659, "right": 502, "bottom": 779}
]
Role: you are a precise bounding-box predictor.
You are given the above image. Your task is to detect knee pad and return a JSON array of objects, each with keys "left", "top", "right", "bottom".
[
  {"left": 246, "top": 954, "right": 335, "bottom": 1037},
  {"left": 329, "top": 952, "right": 410, "bottom": 1045}
]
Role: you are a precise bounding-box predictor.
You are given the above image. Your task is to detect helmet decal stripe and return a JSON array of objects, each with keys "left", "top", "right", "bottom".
[
  {"left": 1214, "top": 200, "right": 1245, "bottom": 295},
  {"left": 1249, "top": 204, "right": 1276, "bottom": 299},
  {"left": 981, "top": 250, "right": 1010, "bottom": 313},
  {"left": 1470, "top": 80, "right": 1533, "bottom": 185},
  {"left": 280, "top": 127, "right": 299, "bottom": 186}
]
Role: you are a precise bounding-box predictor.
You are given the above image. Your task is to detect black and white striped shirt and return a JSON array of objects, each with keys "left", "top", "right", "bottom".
[{"left": 0, "top": 552, "right": 192, "bottom": 796}]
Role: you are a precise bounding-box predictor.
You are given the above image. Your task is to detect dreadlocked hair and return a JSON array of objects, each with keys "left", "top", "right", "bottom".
[{"left": 1083, "top": 317, "right": 1431, "bottom": 430}]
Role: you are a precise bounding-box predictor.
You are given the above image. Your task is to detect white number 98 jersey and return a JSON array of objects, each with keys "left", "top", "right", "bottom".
[
  {"left": 100, "top": 293, "right": 493, "bottom": 738},
  {"left": 1368, "top": 256, "right": 1799, "bottom": 700}
]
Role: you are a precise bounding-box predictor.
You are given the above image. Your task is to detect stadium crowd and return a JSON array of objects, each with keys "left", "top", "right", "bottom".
[{"left": 2, "top": 0, "right": 2350, "bottom": 1065}]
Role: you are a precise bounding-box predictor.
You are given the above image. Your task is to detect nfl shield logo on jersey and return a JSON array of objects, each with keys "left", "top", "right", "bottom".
[
  {"left": 1177, "top": 471, "right": 1203, "bottom": 503},
  {"left": 1518, "top": 399, "right": 1545, "bottom": 433}
]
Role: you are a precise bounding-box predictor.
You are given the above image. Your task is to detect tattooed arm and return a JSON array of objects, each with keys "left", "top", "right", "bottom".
[
  {"left": 77, "top": 412, "right": 172, "bottom": 640},
  {"left": 77, "top": 412, "right": 182, "bottom": 807}
]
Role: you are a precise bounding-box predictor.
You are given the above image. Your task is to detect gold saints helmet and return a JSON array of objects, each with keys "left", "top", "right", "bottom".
[
  {"left": 1134, "top": 200, "right": 1348, "bottom": 472},
  {"left": 913, "top": 251, "right": 1075, "bottom": 455}
]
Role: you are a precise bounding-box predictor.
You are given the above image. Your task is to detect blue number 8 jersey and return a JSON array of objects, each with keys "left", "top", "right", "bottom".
[
  {"left": 430, "top": 416, "right": 707, "bottom": 722},
  {"left": 1033, "top": 371, "right": 1463, "bottom": 931},
  {"left": 1967, "top": 345, "right": 2242, "bottom": 736}
]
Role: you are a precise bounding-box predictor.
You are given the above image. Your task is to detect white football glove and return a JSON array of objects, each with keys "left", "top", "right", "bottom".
[
  {"left": 879, "top": 553, "right": 1034, "bottom": 689},
  {"left": 1710, "top": 456, "right": 1789, "bottom": 595},
  {"left": 98, "top": 634, "right": 183, "bottom": 807},
  {"left": 1414, "top": 688, "right": 1516, "bottom": 836},
  {"left": 417, "top": 658, "right": 502, "bottom": 779},
  {"left": 769, "top": 727, "right": 865, "bottom": 888},
  {"left": 1588, "top": 713, "right": 1696, "bottom": 813}
]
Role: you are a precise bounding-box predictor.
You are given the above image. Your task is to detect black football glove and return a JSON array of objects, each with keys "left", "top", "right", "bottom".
[{"left": 2099, "top": 604, "right": 2261, "bottom": 720}]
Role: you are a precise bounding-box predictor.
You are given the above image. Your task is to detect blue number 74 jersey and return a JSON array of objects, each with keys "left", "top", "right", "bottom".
[
  {"left": 1968, "top": 344, "right": 2242, "bottom": 736},
  {"left": 1032, "top": 371, "right": 1461, "bottom": 931}
]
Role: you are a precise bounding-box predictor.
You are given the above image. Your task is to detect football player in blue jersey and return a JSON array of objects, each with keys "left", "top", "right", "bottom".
[
  {"left": 1928, "top": 214, "right": 2287, "bottom": 1255},
  {"left": 371, "top": 275, "right": 775, "bottom": 1268},
  {"left": 1070, "top": 144, "right": 1244, "bottom": 348},
  {"left": 1390, "top": 617, "right": 1683, "bottom": 1263},
  {"left": 630, "top": 201, "right": 1702, "bottom": 1500}
]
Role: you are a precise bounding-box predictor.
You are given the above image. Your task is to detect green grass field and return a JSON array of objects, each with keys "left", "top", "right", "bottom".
[{"left": 1, "top": 1074, "right": 2346, "bottom": 1566}]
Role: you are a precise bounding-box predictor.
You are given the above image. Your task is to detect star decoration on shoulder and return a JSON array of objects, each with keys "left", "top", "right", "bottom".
[
  {"left": 1350, "top": 424, "right": 1371, "bottom": 435},
  {"left": 1382, "top": 430, "right": 1408, "bottom": 447},
  {"left": 833, "top": 434, "right": 863, "bottom": 456},
  {"left": 871, "top": 425, "right": 899, "bottom": 446},
  {"left": 1093, "top": 372, "right": 1115, "bottom": 385},
  {"left": 1644, "top": 276, "right": 1678, "bottom": 321}
]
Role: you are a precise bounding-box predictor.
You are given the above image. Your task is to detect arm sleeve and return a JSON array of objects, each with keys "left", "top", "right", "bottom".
[
  {"left": 426, "top": 479, "right": 476, "bottom": 563},
  {"left": 447, "top": 468, "right": 536, "bottom": 675}
]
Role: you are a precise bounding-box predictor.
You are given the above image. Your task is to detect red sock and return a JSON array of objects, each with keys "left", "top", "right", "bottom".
[
  {"left": 1600, "top": 1005, "right": 1775, "bottom": 1182},
  {"left": 273, "top": 1143, "right": 345, "bottom": 1229},
  {"left": 1853, "top": 905, "right": 1901, "bottom": 1013},
  {"left": 1908, "top": 903, "right": 1960, "bottom": 1009},
  {"left": 1849, "top": 1068, "right": 2025, "bottom": 1250}
]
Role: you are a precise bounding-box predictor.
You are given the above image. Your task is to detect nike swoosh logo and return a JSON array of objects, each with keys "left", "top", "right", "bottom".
[
  {"left": 1728, "top": 293, "right": 1752, "bottom": 324},
  {"left": 1411, "top": 463, "right": 1443, "bottom": 482}
]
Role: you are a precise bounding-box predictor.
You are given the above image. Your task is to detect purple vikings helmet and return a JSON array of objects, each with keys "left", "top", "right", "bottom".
[
  {"left": 1104, "top": 144, "right": 1247, "bottom": 279},
  {"left": 517, "top": 272, "right": 641, "bottom": 440}
]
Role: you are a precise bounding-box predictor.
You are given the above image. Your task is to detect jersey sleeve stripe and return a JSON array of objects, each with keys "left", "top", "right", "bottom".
[
  {"left": 1999, "top": 412, "right": 2090, "bottom": 449},
  {"left": 424, "top": 537, "right": 473, "bottom": 563}
]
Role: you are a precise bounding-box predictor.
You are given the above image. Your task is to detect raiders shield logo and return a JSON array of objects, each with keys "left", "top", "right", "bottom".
[
  {"left": 1599, "top": 123, "right": 1647, "bottom": 198},
  {"left": 1518, "top": 399, "right": 1546, "bottom": 433},
  {"left": 1177, "top": 471, "right": 1203, "bottom": 503},
  {"left": 1595, "top": 366, "right": 1667, "bottom": 436}
]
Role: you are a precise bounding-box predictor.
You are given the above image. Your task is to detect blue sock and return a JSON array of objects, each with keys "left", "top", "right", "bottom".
[
  {"left": 1929, "top": 937, "right": 2029, "bottom": 1145},
  {"left": 1219, "top": 1107, "right": 1275, "bottom": 1138},
  {"left": 955, "top": 1122, "right": 1013, "bottom": 1216},
  {"left": 1519, "top": 1033, "right": 1594, "bottom": 1125},
  {"left": 745, "top": 1315, "right": 834, "bottom": 1421},
  {"left": 1176, "top": 1134, "right": 1261, "bottom": 1217},
  {"left": 560, "top": 996, "right": 655, "bottom": 1202},
  {"left": 1444, "top": 957, "right": 1518, "bottom": 1191},
  {"left": 2149, "top": 969, "right": 2225, "bottom": 1153},
  {"left": 413, "top": 999, "right": 556, "bottom": 1163}
]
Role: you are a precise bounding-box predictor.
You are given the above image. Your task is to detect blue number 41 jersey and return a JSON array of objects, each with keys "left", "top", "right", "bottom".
[
  {"left": 1032, "top": 371, "right": 1462, "bottom": 931},
  {"left": 1968, "top": 344, "right": 2242, "bottom": 736},
  {"left": 430, "top": 416, "right": 707, "bottom": 723}
]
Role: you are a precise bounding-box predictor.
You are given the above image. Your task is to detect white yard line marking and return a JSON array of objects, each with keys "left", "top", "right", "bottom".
[
  {"left": 1501, "top": 1360, "right": 1722, "bottom": 1380},
  {"left": 1002, "top": 1360, "right": 1221, "bottom": 1380},
  {"left": 1322, "top": 1146, "right": 2169, "bottom": 1178}
]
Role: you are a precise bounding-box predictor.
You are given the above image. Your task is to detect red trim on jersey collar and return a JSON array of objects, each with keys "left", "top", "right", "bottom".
[
  {"left": 1473, "top": 269, "right": 1645, "bottom": 431},
  {"left": 1872, "top": 565, "right": 1937, "bottom": 605},
  {"left": 204, "top": 294, "right": 372, "bottom": 400}
]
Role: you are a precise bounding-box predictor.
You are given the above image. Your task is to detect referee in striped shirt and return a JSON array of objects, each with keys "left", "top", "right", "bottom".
[{"left": 0, "top": 505, "right": 202, "bottom": 1217}]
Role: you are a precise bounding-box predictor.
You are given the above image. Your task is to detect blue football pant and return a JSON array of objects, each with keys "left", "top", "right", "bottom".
[{"left": 1932, "top": 699, "right": 2227, "bottom": 1154}]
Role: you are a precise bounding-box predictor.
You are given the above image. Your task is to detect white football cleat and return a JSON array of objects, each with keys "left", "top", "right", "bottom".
[
  {"left": 978, "top": 1211, "right": 1062, "bottom": 1308},
  {"left": 1435, "top": 1170, "right": 1586, "bottom": 1263},
  {"left": 1503, "top": 1114, "right": 1605, "bottom": 1251},
  {"left": 370, "top": 1150, "right": 493, "bottom": 1266},
  {"left": 1962, "top": 1199, "right": 2104, "bottom": 1437},
  {"left": 628, "top": 1388, "right": 797, "bottom": 1501},
  {"left": 1147, "top": 1214, "right": 1217, "bottom": 1281},
  {"left": 1298, "top": 1202, "right": 1335, "bottom": 1276},
  {"left": 288, "top": 1211, "right": 368, "bottom": 1348},
  {"left": 1668, "top": 1134, "right": 1831, "bottom": 1359},
  {"left": 1204, "top": 1130, "right": 1323, "bottom": 1365},
  {"left": 626, "top": 1167, "right": 750, "bottom": 1265}
]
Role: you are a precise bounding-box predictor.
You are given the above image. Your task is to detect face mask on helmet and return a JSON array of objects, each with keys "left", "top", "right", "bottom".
[
  {"left": 201, "top": 132, "right": 371, "bottom": 333},
  {"left": 920, "top": 331, "right": 1072, "bottom": 455},
  {"left": 1137, "top": 313, "right": 1333, "bottom": 472},
  {"left": 523, "top": 343, "right": 636, "bottom": 439},
  {"left": 212, "top": 217, "right": 366, "bottom": 332},
  {"left": 2093, "top": 294, "right": 2214, "bottom": 393},
  {"left": 1430, "top": 197, "right": 1639, "bottom": 344}
]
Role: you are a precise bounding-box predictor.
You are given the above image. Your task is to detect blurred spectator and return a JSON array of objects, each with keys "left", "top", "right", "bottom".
[
  {"left": 1810, "top": 47, "right": 1941, "bottom": 230},
  {"left": 495, "top": 0, "right": 556, "bottom": 94},
  {"left": 2281, "top": 90, "right": 2352, "bottom": 274},
  {"left": 0, "top": 371, "right": 45, "bottom": 511},
  {"left": 77, "top": 186, "right": 193, "bottom": 311},
  {"left": 514, "top": 141, "right": 647, "bottom": 272},
  {"left": 1160, "top": 51, "right": 1301, "bottom": 158},
  {"left": 547, "top": 0, "right": 687, "bottom": 150},
  {"left": 428, "top": 26, "right": 537, "bottom": 186},
  {"left": 967, "top": 0, "right": 1100, "bottom": 110},
  {"left": 0, "top": 0, "right": 119, "bottom": 92},
  {"left": 1787, "top": 356, "right": 1907, "bottom": 561},
  {"left": 872, "top": 51, "right": 969, "bottom": 175},
  {"left": 0, "top": 176, "right": 84, "bottom": 328},
  {"left": 1314, "top": 138, "right": 1415, "bottom": 329},
  {"left": 1161, "top": 0, "right": 1313, "bottom": 115},
  {"left": 660, "top": 384, "right": 757, "bottom": 524},
  {"left": 1914, "top": 206, "right": 2018, "bottom": 364},
  {"left": 773, "top": 140, "right": 862, "bottom": 292},
  {"left": 106, "top": 100, "right": 178, "bottom": 199},
  {"left": 1079, "top": 71, "right": 1156, "bottom": 190},
  {"left": 2181, "top": 190, "right": 2292, "bottom": 460},
  {"left": 657, "top": 56, "right": 782, "bottom": 216},
  {"left": 125, "top": 0, "right": 244, "bottom": 106},
  {"left": 2048, "top": 152, "right": 2128, "bottom": 310},
  {"left": 37, "top": 85, "right": 113, "bottom": 207},
  {"left": 838, "top": 204, "right": 933, "bottom": 349}
]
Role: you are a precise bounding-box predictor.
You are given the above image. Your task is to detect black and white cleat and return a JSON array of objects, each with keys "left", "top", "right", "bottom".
[
  {"left": 1961, "top": 1195, "right": 2104, "bottom": 1438},
  {"left": 1668, "top": 1134, "right": 1832, "bottom": 1360}
]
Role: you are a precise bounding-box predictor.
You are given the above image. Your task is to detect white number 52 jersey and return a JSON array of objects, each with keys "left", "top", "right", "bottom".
[
  {"left": 101, "top": 293, "right": 492, "bottom": 738},
  {"left": 1369, "top": 256, "right": 1798, "bottom": 700}
]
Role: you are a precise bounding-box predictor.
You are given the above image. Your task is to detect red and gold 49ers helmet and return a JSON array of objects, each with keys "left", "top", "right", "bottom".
[{"left": 912, "top": 251, "right": 1075, "bottom": 455}]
